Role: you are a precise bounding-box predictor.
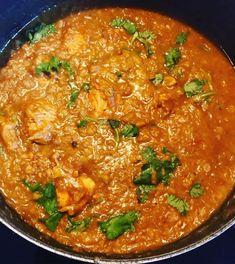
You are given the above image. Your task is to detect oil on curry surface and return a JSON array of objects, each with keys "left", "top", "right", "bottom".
[{"left": 0, "top": 8, "right": 235, "bottom": 254}]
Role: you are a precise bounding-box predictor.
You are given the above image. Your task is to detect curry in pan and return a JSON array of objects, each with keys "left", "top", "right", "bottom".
[{"left": 0, "top": 8, "right": 235, "bottom": 254}]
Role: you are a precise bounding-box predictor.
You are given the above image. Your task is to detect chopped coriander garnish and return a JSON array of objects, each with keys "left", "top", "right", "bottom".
[
  {"left": 99, "top": 211, "right": 140, "bottom": 240},
  {"left": 23, "top": 180, "right": 63, "bottom": 231},
  {"left": 134, "top": 147, "right": 180, "bottom": 188},
  {"left": 162, "top": 146, "right": 170, "bottom": 154},
  {"left": 40, "top": 212, "right": 63, "bottom": 232},
  {"left": 190, "top": 183, "right": 204, "bottom": 198},
  {"left": 176, "top": 32, "right": 189, "bottom": 45},
  {"left": 36, "top": 56, "right": 74, "bottom": 77},
  {"left": 108, "top": 119, "right": 121, "bottom": 129},
  {"left": 68, "top": 89, "right": 79, "bottom": 108},
  {"left": 36, "top": 182, "right": 58, "bottom": 215},
  {"left": 28, "top": 23, "right": 56, "bottom": 43},
  {"left": 82, "top": 82, "right": 91, "bottom": 92},
  {"left": 0, "top": 110, "right": 5, "bottom": 116},
  {"left": 167, "top": 194, "right": 189, "bottom": 215},
  {"left": 22, "top": 179, "right": 43, "bottom": 193},
  {"left": 142, "top": 147, "right": 157, "bottom": 163},
  {"left": 110, "top": 17, "right": 155, "bottom": 57},
  {"left": 193, "top": 90, "right": 215, "bottom": 103},
  {"left": 121, "top": 124, "right": 139, "bottom": 137},
  {"left": 150, "top": 73, "right": 164, "bottom": 86},
  {"left": 77, "top": 119, "right": 88, "bottom": 128},
  {"left": 134, "top": 31, "right": 155, "bottom": 57},
  {"left": 67, "top": 82, "right": 80, "bottom": 108},
  {"left": 165, "top": 48, "right": 181, "bottom": 69},
  {"left": 184, "top": 79, "right": 207, "bottom": 97},
  {"left": 110, "top": 18, "right": 137, "bottom": 34},
  {"left": 138, "top": 31, "right": 155, "bottom": 41},
  {"left": 62, "top": 61, "right": 74, "bottom": 77},
  {"left": 115, "top": 71, "right": 122, "bottom": 78},
  {"left": 136, "top": 185, "right": 156, "bottom": 203},
  {"left": 66, "top": 216, "right": 91, "bottom": 233},
  {"left": 107, "top": 119, "right": 121, "bottom": 148},
  {"left": 133, "top": 164, "right": 154, "bottom": 185}
]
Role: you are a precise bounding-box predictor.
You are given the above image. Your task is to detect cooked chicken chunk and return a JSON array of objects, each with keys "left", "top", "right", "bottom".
[
  {"left": 1, "top": 122, "right": 21, "bottom": 150},
  {"left": 55, "top": 175, "right": 96, "bottom": 215},
  {"left": 26, "top": 101, "right": 56, "bottom": 144},
  {"left": 64, "top": 32, "right": 86, "bottom": 54},
  {"left": 88, "top": 90, "right": 108, "bottom": 117}
]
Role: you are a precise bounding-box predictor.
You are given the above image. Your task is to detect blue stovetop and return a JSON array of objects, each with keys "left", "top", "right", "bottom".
[{"left": 1, "top": 223, "right": 235, "bottom": 263}]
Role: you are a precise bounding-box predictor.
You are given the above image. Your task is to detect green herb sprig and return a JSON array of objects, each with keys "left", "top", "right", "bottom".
[
  {"left": 110, "top": 17, "right": 155, "bottom": 57},
  {"left": 99, "top": 211, "right": 140, "bottom": 240}
]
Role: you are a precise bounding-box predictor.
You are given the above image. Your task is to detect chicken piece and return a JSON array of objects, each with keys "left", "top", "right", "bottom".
[
  {"left": 64, "top": 32, "right": 86, "bottom": 54},
  {"left": 26, "top": 101, "right": 56, "bottom": 144},
  {"left": 1, "top": 122, "right": 21, "bottom": 150},
  {"left": 55, "top": 175, "right": 96, "bottom": 215},
  {"left": 80, "top": 175, "right": 96, "bottom": 195},
  {"left": 88, "top": 90, "right": 108, "bottom": 117}
]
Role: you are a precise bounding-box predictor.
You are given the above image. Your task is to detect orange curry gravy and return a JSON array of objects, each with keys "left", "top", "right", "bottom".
[{"left": 0, "top": 8, "right": 235, "bottom": 254}]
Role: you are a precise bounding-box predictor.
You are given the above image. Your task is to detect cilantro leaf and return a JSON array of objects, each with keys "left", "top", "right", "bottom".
[
  {"left": 22, "top": 179, "right": 43, "bottom": 193},
  {"left": 40, "top": 212, "right": 63, "bottom": 232},
  {"left": 77, "top": 120, "right": 88, "bottom": 128},
  {"left": 157, "top": 156, "right": 180, "bottom": 185},
  {"left": 110, "top": 18, "right": 137, "bottom": 34},
  {"left": 36, "top": 182, "right": 58, "bottom": 215},
  {"left": 110, "top": 17, "right": 154, "bottom": 57},
  {"left": 62, "top": 61, "right": 74, "bottom": 77},
  {"left": 23, "top": 181, "right": 63, "bottom": 231},
  {"left": 82, "top": 82, "right": 91, "bottom": 92},
  {"left": 121, "top": 124, "right": 139, "bottom": 137},
  {"left": 108, "top": 119, "right": 121, "bottom": 129},
  {"left": 133, "top": 164, "right": 154, "bottom": 185},
  {"left": 165, "top": 48, "right": 181, "bottom": 69},
  {"left": 136, "top": 185, "right": 156, "bottom": 203},
  {"left": 162, "top": 146, "right": 170, "bottom": 154},
  {"left": 190, "top": 183, "right": 204, "bottom": 198},
  {"left": 150, "top": 73, "right": 164, "bottom": 86},
  {"left": 35, "top": 62, "right": 52, "bottom": 75},
  {"left": 138, "top": 31, "right": 155, "bottom": 41},
  {"left": 176, "top": 32, "right": 189, "bottom": 45},
  {"left": 66, "top": 216, "right": 91, "bottom": 233},
  {"left": 193, "top": 90, "right": 215, "bottom": 103},
  {"left": 107, "top": 119, "right": 121, "bottom": 147},
  {"left": 115, "top": 71, "right": 122, "bottom": 78},
  {"left": 67, "top": 82, "right": 80, "bottom": 108},
  {"left": 133, "top": 146, "right": 180, "bottom": 197},
  {"left": 136, "top": 32, "right": 155, "bottom": 57},
  {"left": 132, "top": 31, "right": 155, "bottom": 58},
  {"left": 68, "top": 89, "right": 79, "bottom": 108},
  {"left": 28, "top": 23, "right": 56, "bottom": 43},
  {"left": 36, "top": 56, "right": 74, "bottom": 77},
  {"left": 142, "top": 147, "right": 157, "bottom": 163},
  {"left": 140, "top": 38, "right": 154, "bottom": 57},
  {"left": 167, "top": 194, "right": 189, "bottom": 215},
  {"left": 99, "top": 211, "right": 140, "bottom": 240},
  {"left": 184, "top": 79, "right": 206, "bottom": 97}
]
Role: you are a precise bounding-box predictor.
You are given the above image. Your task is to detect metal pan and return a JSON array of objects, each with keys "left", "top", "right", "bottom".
[{"left": 0, "top": 0, "right": 235, "bottom": 262}]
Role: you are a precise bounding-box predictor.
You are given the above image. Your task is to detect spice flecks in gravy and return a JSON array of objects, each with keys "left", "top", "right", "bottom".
[{"left": 0, "top": 8, "right": 235, "bottom": 254}]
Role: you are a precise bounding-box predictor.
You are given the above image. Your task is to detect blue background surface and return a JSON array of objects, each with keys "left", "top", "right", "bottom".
[
  {"left": 0, "top": 223, "right": 235, "bottom": 263},
  {"left": 0, "top": 0, "right": 235, "bottom": 263}
]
